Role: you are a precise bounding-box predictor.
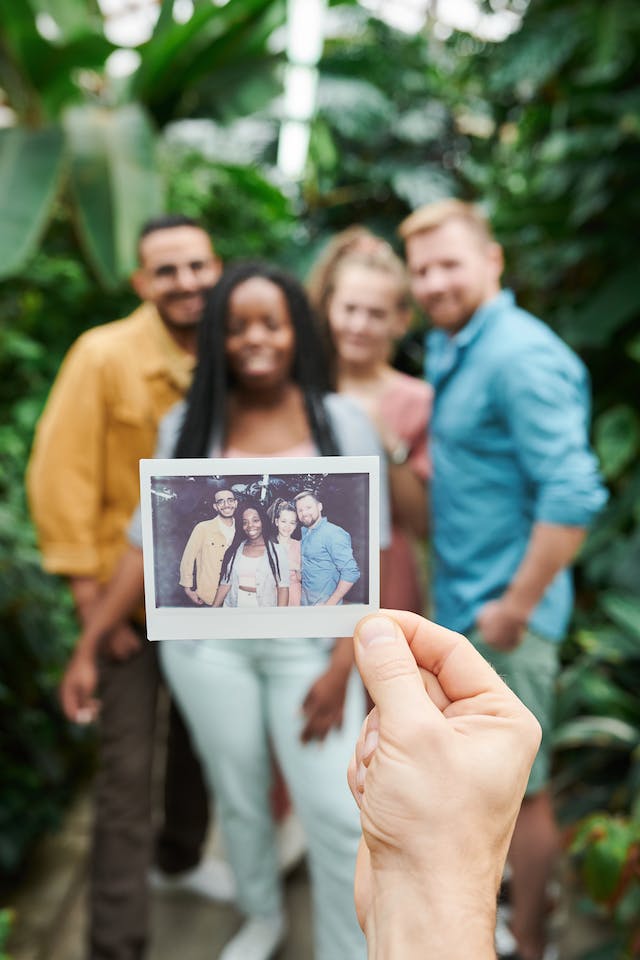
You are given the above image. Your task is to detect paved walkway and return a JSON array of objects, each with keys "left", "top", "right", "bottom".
[
  {"left": 5, "top": 791, "right": 312, "bottom": 960},
  {"left": 5, "top": 789, "right": 614, "bottom": 960}
]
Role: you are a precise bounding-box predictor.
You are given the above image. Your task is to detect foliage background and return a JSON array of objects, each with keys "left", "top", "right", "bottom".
[{"left": 1, "top": 0, "right": 640, "bottom": 946}]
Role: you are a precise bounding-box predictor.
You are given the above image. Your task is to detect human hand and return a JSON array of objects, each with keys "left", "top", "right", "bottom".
[
  {"left": 476, "top": 597, "right": 527, "bottom": 651},
  {"left": 300, "top": 666, "right": 348, "bottom": 743},
  {"left": 59, "top": 650, "right": 100, "bottom": 724},
  {"left": 348, "top": 611, "right": 541, "bottom": 958},
  {"left": 103, "top": 621, "right": 142, "bottom": 661},
  {"left": 184, "top": 586, "right": 204, "bottom": 605}
]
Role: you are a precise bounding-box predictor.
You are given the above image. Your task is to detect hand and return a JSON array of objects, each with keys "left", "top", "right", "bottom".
[
  {"left": 103, "top": 621, "right": 142, "bottom": 661},
  {"left": 184, "top": 586, "right": 204, "bottom": 605},
  {"left": 476, "top": 597, "right": 528, "bottom": 650},
  {"left": 348, "top": 611, "right": 541, "bottom": 956},
  {"left": 59, "top": 650, "right": 100, "bottom": 724},
  {"left": 300, "top": 666, "right": 348, "bottom": 743}
]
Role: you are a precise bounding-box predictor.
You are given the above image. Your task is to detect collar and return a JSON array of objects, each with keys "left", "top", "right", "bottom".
[
  {"left": 135, "top": 302, "right": 195, "bottom": 394},
  {"left": 427, "top": 290, "right": 514, "bottom": 386}
]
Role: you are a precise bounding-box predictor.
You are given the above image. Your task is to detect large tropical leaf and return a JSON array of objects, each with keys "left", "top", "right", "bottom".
[
  {"left": 0, "top": 0, "right": 113, "bottom": 119},
  {"left": 130, "top": 0, "right": 285, "bottom": 124},
  {"left": 0, "top": 126, "right": 65, "bottom": 279},
  {"left": 64, "top": 103, "right": 164, "bottom": 289},
  {"left": 26, "top": 0, "right": 103, "bottom": 40}
]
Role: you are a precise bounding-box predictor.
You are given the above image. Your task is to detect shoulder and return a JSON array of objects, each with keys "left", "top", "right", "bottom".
[
  {"left": 387, "top": 370, "right": 433, "bottom": 404},
  {"left": 68, "top": 305, "right": 150, "bottom": 365},
  {"left": 490, "top": 302, "right": 582, "bottom": 370}
]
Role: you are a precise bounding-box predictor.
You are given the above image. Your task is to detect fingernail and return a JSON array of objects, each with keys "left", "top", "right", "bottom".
[
  {"left": 358, "top": 615, "right": 397, "bottom": 647},
  {"left": 363, "top": 729, "right": 378, "bottom": 759}
]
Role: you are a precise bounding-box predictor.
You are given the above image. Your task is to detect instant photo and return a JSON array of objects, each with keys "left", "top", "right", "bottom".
[{"left": 139, "top": 455, "right": 380, "bottom": 641}]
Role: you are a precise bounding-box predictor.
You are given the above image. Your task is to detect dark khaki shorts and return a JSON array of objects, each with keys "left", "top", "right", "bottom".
[{"left": 470, "top": 628, "right": 560, "bottom": 796}]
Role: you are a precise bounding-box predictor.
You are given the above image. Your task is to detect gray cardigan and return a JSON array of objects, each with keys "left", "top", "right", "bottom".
[{"left": 129, "top": 392, "right": 391, "bottom": 548}]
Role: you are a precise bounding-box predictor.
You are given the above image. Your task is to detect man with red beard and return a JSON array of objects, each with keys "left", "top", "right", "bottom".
[{"left": 27, "top": 216, "right": 224, "bottom": 960}]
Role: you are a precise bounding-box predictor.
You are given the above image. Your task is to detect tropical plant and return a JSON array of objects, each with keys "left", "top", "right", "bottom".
[{"left": 0, "top": 0, "right": 285, "bottom": 288}]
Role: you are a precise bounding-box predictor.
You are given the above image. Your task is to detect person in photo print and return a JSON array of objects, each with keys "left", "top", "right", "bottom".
[
  {"left": 212, "top": 499, "right": 289, "bottom": 608},
  {"left": 179, "top": 485, "right": 238, "bottom": 605},
  {"left": 268, "top": 498, "right": 302, "bottom": 606},
  {"left": 294, "top": 490, "right": 360, "bottom": 606}
]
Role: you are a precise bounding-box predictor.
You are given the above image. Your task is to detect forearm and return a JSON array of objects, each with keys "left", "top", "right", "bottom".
[
  {"left": 504, "top": 521, "right": 586, "bottom": 620},
  {"left": 387, "top": 464, "right": 428, "bottom": 538},
  {"left": 277, "top": 586, "right": 289, "bottom": 607},
  {"left": 75, "top": 547, "right": 145, "bottom": 656},
  {"left": 366, "top": 879, "right": 496, "bottom": 960},
  {"left": 325, "top": 579, "right": 356, "bottom": 606},
  {"left": 329, "top": 635, "right": 354, "bottom": 677},
  {"left": 68, "top": 576, "right": 102, "bottom": 628}
]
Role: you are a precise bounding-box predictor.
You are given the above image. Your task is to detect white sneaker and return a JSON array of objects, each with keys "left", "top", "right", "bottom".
[
  {"left": 218, "top": 911, "right": 287, "bottom": 960},
  {"left": 276, "top": 811, "right": 307, "bottom": 874},
  {"left": 495, "top": 903, "right": 518, "bottom": 957},
  {"left": 149, "top": 857, "right": 236, "bottom": 902}
]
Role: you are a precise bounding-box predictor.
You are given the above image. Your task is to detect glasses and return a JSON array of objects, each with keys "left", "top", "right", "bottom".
[{"left": 215, "top": 497, "right": 236, "bottom": 506}]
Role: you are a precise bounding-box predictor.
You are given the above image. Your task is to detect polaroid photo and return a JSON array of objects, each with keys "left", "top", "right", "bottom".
[{"left": 139, "top": 455, "right": 380, "bottom": 641}]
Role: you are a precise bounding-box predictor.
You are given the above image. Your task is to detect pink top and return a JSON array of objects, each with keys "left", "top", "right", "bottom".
[
  {"left": 223, "top": 441, "right": 316, "bottom": 459},
  {"left": 377, "top": 371, "right": 433, "bottom": 614}
]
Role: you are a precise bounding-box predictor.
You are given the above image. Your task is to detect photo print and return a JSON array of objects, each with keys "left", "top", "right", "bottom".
[{"left": 139, "top": 455, "right": 380, "bottom": 640}]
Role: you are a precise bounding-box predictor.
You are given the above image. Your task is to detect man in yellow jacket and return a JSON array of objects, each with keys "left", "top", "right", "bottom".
[
  {"left": 27, "top": 215, "right": 223, "bottom": 960},
  {"left": 180, "top": 487, "right": 238, "bottom": 605}
]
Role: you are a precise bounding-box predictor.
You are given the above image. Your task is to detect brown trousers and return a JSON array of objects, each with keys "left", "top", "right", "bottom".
[{"left": 89, "top": 637, "right": 209, "bottom": 960}]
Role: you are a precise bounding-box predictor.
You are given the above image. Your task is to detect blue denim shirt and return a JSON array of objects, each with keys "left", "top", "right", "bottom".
[
  {"left": 300, "top": 517, "right": 360, "bottom": 606},
  {"left": 427, "top": 290, "right": 607, "bottom": 641}
]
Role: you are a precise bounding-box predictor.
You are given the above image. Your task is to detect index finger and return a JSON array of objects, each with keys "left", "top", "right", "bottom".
[{"left": 379, "top": 609, "right": 518, "bottom": 709}]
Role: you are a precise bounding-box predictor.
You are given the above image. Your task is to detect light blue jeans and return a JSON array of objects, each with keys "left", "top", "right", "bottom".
[{"left": 160, "top": 636, "right": 367, "bottom": 960}]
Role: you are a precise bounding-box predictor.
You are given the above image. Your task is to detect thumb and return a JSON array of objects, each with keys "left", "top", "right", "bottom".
[{"left": 354, "top": 614, "right": 436, "bottom": 727}]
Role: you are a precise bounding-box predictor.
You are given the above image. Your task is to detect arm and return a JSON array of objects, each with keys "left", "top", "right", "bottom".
[
  {"left": 27, "top": 335, "right": 107, "bottom": 578},
  {"left": 324, "top": 578, "right": 356, "bottom": 606},
  {"left": 386, "top": 459, "right": 428, "bottom": 538},
  {"left": 212, "top": 583, "right": 231, "bottom": 607},
  {"left": 477, "top": 522, "right": 586, "bottom": 650},
  {"left": 301, "top": 635, "right": 353, "bottom": 743},
  {"left": 348, "top": 611, "right": 541, "bottom": 958},
  {"left": 178, "top": 524, "right": 201, "bottom": 595},
  {"left": 277, "top": 586, "right": 289, "bottom": 607},
  {"left": 478, "top": 345, "right": 607, "bottom": 650},
  {"left": 59, "top": 547, "right": 145, "bottom": 722}
]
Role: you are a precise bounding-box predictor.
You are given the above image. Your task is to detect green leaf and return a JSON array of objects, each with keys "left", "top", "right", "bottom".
[
  {"left": 0, "top": 126, "right": 65, "bottom": 279},
  {"left": 601, "top": 592, "right": 640, "bottom": 640},
  {"left": 64, "top": 103, "right": 164, "bottom": 289},
  {"left": 131, "top": 0, "right": 285, "bottom": 124},
  {"left": 553, "top": 716, "right": 640, "bottom": 751},
  {"left": 594, "top": 405, "right": 640, "bottom": 481},
  {"left": 569, "top": 266, "right": 640, "bottom": 348},
  {"left": 318, "top": 76, "right": 394, "bottom": 140},
  {"left": 26, "top": 0, "right": 102, "bottom": 40}
]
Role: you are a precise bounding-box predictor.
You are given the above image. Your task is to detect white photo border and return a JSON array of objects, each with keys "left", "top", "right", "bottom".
[{"left": 139, "top": 455, "right": 380, "bottom": 641}]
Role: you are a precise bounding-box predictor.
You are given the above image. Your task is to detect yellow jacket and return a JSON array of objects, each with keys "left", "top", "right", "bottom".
[
  {"left": 179, "top": 515, "right": 236, "bottom": 605},
  {"left": 27, "top": 303, "right": 194, "bottom": 584}
]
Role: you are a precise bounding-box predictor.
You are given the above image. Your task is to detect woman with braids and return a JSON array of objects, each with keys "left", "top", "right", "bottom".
[
  {"left": 212, "top": 499, "right": 289, "bottom": 608},
  {"left": 66, "top": 260, "right": 390, "bottom": 960}
]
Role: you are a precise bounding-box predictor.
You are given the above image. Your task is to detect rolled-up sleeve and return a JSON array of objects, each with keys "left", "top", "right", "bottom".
[
  {"left": 500, "top": 345, "right": 608, "bottom": 527},
  {"left": 27, "top": 337, "right": 107, "bottom": 576},
  {"left": 330, "top": 527, "right": 360, "bottom": 583}
]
